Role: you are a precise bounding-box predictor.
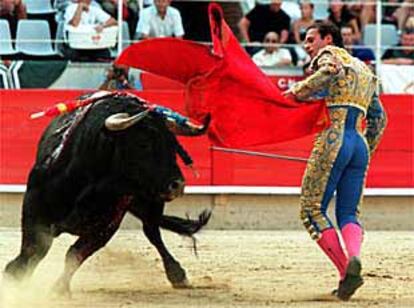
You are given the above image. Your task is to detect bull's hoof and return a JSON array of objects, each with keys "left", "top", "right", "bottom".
[
  {"left": 51, "top": 279, "right": 72, "bottom": 298},
  {"left": 172, "top": 277, "right": 192, "bottom": 289},
  {"left": 166, "top": 262, "right": 191, "bottom": 289}
]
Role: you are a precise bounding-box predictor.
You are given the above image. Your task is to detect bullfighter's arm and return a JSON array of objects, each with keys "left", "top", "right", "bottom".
[
  {"left": 290, "top": 51, "right": 344, "bottom": 101},
  {"left": 174, "top": 139, "right": 193, "bottom": 166},
  {"left": 365, "top": 93, "right": 387, "bottom": 156}
]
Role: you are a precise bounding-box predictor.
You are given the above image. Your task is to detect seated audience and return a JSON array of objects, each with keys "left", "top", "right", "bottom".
[
  {"left": 136, "top": 0, "right": 184, "bottom": 39},
  {"left": 347, "top": 1, "right": 376, "bottom": 30},
  {"left": 327, "top": 0, "right": 361, "bottom": 42},
  {"left": 238, "top": 0, "right": 290, "bottom": 46},
  {"left": 252, "top": 31, "right": 292, "bottom": 67},
  {"left": 0, "top": 0, "right": 27, "bottom": 39},
  {"left": 291, "top": 1, "right": 314, "bottom": 66},
  {"left": 171, "top": 1, "right": 209, "bottom": 42},
  {"left": 341, "top": 25, "right": 375, "bottom": 62},
  {"left": 63, "top": 0, "right": 117, "bottom": 61},
  {"left": 382, "top": 28, "right": 414, "bottom": 65},
  {"left": 382, "top": 0, "right": 401, "bottom": 26},
  {"left": 393, "top": 0, "right": 414, "bottom": 30},
  {"left": 98, "top": 0, "right": 139, "bottom": 38}
]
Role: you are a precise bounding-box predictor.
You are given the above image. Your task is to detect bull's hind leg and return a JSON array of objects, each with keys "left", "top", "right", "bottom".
[
  {"left": 143, "top": 223, "right": 191, "bottom": 288},
  {"left": 52, "top": 196, "right": 130, "bottom": 296},
  {"left": 4, "top": 189, "right": 53, "bottom": 281}
]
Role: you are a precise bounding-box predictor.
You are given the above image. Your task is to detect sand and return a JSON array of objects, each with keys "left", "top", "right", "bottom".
[{"left": 1, "top": 228, "right": 413, "bottom": 307}]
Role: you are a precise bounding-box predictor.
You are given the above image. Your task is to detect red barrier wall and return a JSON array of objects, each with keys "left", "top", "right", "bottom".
[{"left": 0, "top": 90, "right": 412, "bottom": 188}]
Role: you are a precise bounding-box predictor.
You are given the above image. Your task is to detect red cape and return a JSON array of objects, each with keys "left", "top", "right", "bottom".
[{"left": 116, "top": 3, "right": 329, "bottom": 147}]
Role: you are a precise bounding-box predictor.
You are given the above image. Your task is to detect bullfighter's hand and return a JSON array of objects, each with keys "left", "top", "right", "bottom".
[
  {"left": 187, "top": 164, "right": 200, "bottom": 179},
  {"left": 282, "top": 88, "right": 295, "bottom": 99}
]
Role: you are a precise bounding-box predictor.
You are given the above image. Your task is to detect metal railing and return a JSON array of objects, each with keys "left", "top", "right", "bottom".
[{"left": 1, "top": 0, "right": 413, "bottom": 68}]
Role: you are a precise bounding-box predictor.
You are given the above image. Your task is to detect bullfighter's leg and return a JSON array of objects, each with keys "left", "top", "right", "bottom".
[
  {"left": 4, "top": 189, "right": 53, "bottom": 281},
  {"left": 52, "top": 195, "right": 131, "bottom": 296},
  {"left": 143, "top": 222, "right": 191, "bottom": 288},
  {"left": 300, "top": 115, "right": 350, "bottom": 281},
  {"left": 335, "top": 135, "right": 369, "bottom": 301}
]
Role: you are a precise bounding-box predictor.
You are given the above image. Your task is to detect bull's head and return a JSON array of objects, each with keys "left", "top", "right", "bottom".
[
  {"left": 104, "top": 108, "right": 210, "bottom": 201},
  {"left": 105, "top": 109, "right": 210, "bottom": 136}
]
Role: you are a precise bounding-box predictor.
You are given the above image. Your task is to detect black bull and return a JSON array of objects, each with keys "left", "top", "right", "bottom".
[{"left": 4, "top": 95, "right": 212, "bottom": 295}]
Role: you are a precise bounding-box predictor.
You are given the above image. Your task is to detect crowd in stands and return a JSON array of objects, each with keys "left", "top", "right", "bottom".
[{"left": 0, "top": 0, "right": 413, "bottom": 66}]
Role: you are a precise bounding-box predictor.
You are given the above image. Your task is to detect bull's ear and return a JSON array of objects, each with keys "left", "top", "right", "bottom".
[
  {"left": 168, "top": 113, "right": 211, "bottom": 136},
  {"left": 104, "top": 110, "right": 150, "bottom": 131}
]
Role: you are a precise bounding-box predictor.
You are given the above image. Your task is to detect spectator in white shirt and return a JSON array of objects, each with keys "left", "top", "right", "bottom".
[
  {"left": 65, "top": 0, "right": 117, "bottom": 33},
  {"left": 63, "top": 0, "right": 117, "bottom": 61},
  {"left": 252, "top": 31, "right": 292, "bottom": 67},
  {"left": 136, "top": 0, "right": 184, "bottom": 39}
]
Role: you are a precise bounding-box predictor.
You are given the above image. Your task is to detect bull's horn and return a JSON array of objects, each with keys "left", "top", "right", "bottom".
[
  {"left": 105, "top": 110, "right": 150, "bottom": 131},
  {"left": 167, "top": 114, "right": 211, "bottom": 136}
]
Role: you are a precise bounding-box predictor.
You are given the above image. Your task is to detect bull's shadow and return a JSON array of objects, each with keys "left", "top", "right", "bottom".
[{"left": 3, "top": 93, "right": 212, "bottom": 297}]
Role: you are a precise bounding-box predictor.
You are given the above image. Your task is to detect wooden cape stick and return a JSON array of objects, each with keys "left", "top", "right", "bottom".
[{"left": 210, "top": 146, "right": 308, "bottom": 163}]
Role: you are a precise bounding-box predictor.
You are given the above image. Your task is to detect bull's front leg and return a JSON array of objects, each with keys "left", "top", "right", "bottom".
[{"left": 143, "top": 223, "right": 191, "bottom": 288}]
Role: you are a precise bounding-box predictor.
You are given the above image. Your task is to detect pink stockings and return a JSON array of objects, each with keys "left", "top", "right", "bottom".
[{"left": 316, "top": 224, "right": 363, "bottom": 280}]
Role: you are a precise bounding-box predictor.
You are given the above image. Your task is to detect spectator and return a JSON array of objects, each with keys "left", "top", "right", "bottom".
[
  {"left": 382, "top": 28, "right": 414, "bottom": 65},
  {"left": 221, "top": 2, "right": 243, "bottom": 41},
  {"left": 393, "top": 0, "right": 414, "bottom": 30},
  {"left": 382, "top": 0, "right": 400, "bottom": 26},
  {"left": 63, "top": 0, "right": 117, "bottom": 61},
  {"left": 347, "top": 1, "right": 376, "bottom": 30},
  {"left": 0, "top": 0, "right": 27, "bottom": 39},
  {"left": 97, "top": 0, "right": 139, "bottom": 38},
  {"left": 99, "top": 64, "right": 134, "bottom": 90},
  {"left": 341, "top": 25, "right": 375, "bottom": 62},
  {"left": 238, "top": 0, "right": 291, "bottom": 45},
  {"left": 252, "top": 31, "right": 292, "bottom": 67},
  {"left": 55, "top": 1, "right": 101, "bottom": 54},
  {"left": 292, "top": 1, "right": 314, "bottom": 65},
  {"left": 136, "top": 0, "right": 184, "bottom": 39},
  {"left": 171, "top": 1, "right": 209, "bottom": 42},
  {"left": 292, "top": 1, "right": 314, "bottom": 45},
  {"left": 327, "top": 0, "right": 361, "bottom": 42}
]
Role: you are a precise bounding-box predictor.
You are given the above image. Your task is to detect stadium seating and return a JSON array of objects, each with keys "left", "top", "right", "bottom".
[
  {"left": 0, "top": 20, "right": 18, "bottom": 56},
  {"left": 313, "top": 0, "right": 329, "bottom": 20},
  {"left": 16, "top": 20, "right": 57, "bottom": 56},
  {"left": 363, "top": 24, "right": 399, "bottom": 55},
  {"left": 25, "top": 0, "right": 56, "bottom": 15}
]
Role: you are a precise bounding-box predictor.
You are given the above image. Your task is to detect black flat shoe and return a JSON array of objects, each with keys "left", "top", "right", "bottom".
[{"left": 337, "top": 256, "right": 364, "bottom": 301}]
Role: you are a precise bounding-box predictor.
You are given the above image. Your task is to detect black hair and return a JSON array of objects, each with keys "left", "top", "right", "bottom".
[{"left": 307, "top": 20, "right": 344, "bottom": 48}]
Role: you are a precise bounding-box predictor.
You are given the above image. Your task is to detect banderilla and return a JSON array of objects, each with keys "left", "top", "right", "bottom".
[{"left": 210, "top": 146, "right": 308, "bottom": 163}]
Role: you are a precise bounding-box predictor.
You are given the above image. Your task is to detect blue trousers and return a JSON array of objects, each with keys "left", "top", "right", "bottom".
[{"left": 300, "top": 107, "right": 369, "bottom": 239}]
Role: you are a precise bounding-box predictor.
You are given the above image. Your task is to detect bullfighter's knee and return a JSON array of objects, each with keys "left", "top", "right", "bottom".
[{"left": 300, "top": 200, "right": 333, "bottom": 240}]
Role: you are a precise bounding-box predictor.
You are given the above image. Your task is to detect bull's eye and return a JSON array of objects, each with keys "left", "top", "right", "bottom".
[{"left": 136, "top": 143, "right": 152, "bottom": 152}]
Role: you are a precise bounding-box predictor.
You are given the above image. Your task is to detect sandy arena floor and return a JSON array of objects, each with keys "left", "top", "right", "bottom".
[{"left": 0, "top": 228, "right": 413, "bottom": 308}]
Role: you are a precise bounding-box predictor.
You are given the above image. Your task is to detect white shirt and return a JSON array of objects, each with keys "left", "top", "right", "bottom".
[
  {"left": 136, "top": 6, "right": 184, "bottom": 38},
  {"left": 252, "top": 48, "right": 292, "bottom": 67},
  {"left": 64, "top": 3, "right": 111, "bottom": 29}
]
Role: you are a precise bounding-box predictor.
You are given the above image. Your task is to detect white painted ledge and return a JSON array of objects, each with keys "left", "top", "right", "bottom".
[{"left": 1, "top": 185, "right": 413, "bottom": 196}]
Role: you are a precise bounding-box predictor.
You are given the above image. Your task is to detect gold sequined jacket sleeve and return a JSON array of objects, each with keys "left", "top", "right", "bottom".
[
  {"left": 290, "top": 51, "right": 344, "bottom": 101},
  {"left": 365, "top": 93, "right": 387, "bottom": 156}
]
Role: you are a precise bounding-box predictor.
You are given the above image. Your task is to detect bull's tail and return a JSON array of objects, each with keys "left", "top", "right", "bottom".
[{"left": 160, "top": 209, "right": 211, "bottom": 237}]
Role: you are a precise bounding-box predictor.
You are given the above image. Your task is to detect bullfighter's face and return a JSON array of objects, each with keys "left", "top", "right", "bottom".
[{"left": 304, "top": 28, "right": 333, "bottom": 59}]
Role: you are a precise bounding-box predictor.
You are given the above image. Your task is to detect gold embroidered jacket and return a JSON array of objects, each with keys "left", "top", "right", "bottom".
[{"left": 291, "top": 45, "right": 387, "bottom": 155}]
